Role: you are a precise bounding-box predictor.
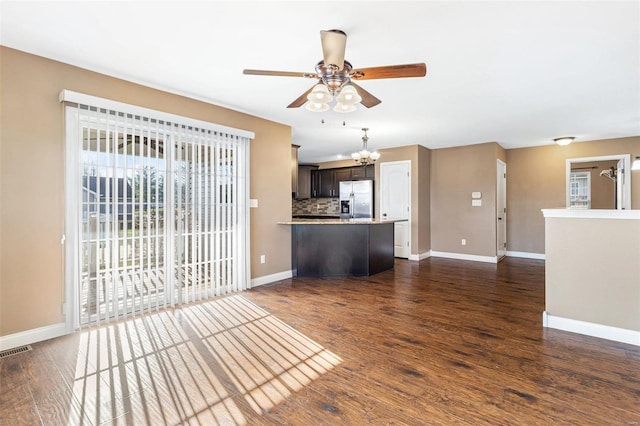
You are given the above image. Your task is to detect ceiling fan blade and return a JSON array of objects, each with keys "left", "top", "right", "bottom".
[
  {"left": 287, "top": 85, "right": 316, "bottom": 108},
  {"left": 350, "top": 82, "right": 381, "bottom": 108},
  {"left": 243, "top": 69, "right": 314, "bottom": 78},
  {"left": 320, "top": 29, "right": 347, "bottom": 71},
  {"left": 350, "top": 63, "right": 427, "bottom": 80}
]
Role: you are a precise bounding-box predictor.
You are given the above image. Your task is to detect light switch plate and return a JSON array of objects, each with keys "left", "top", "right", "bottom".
[
  {"left": 250, "top": 199, "right": 258, "bottom": 208},
  {"left": 472, "top": 191, "right": 482, "bottom": 199},
  {"left": 472, "top": 199, "right": 482, "bottom": 207}
]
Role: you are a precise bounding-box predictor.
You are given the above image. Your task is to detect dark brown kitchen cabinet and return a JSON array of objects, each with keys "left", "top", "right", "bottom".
[
  {"left": 333, "top": 168, "right": 352, "bottom": 187},
  {"left": 311, "top": 169, "right": 338, "bottom": 197},
  {"left": 296, "top": 165, "right": 316, "bottom": 199},
  {"left": 318, "top": 169, "right": 335, "bottom": 197},
  {"left": 291, "top": 145, "right": 299, "bottom": 197},
  {"left": 311, "top": 166, "right": 375, "bottom": 198},
  {"left": 351, "top": 164, "right": 375, "bottom": 180}
]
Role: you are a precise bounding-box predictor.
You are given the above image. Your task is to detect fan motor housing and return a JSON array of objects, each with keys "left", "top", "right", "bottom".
[{"left": 315, "top": 60, "right": 353, "bottom": 93}]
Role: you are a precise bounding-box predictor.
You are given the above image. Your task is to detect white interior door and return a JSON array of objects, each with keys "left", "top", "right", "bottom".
[
  {"left": 497, "top": 160, "right": 507, "bottom": 260},
  {"left": 380, "top": 161, "right": 410, "bottom": 258}
]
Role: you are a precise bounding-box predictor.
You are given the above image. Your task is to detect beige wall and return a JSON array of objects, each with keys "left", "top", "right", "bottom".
[
  {"left": 507, "top": 137, "right": 640, "bottom": 254},
  {"left": 545, "top": 216, "right": 640, "bottom": 332},
  {"left": 418, "top": 146, "right": 432, "bottom": 254},
  {"left": 0, "top": 47, "right": 291, "bottom": 336},
  {"left": 431, "top": 142, "right": 502, "bottom": 257}
]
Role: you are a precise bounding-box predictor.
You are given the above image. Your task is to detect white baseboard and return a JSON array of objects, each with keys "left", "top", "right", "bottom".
[
  {"left": 408, "top": 250, "right": 431, "bottom": 261},
  {"left": 543, "top": 311, "right": 640, "bottom": 347},
  {"left": 507, "top": 251, "right": 545, "bottom": 260},
  {"left": 430, "top": 251, "right": 498, "bottom": 264},
  {"left": 0, "top": 322, "right": 68, "bottom": 351},
  {"left": 250, "top": 270, "right": 293, "bottom": 288}
]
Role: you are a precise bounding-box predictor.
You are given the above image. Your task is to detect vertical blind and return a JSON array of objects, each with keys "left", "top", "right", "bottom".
[{"left": 62, "top": 90, "right": 252, "bottom": 328}]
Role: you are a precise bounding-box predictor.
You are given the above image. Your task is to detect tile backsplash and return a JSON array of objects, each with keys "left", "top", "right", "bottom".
[{"left": 292, "top": 198, "right": 340, "bottom": 215}]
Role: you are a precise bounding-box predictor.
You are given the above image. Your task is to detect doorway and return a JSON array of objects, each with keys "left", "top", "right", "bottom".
[
  {"left": 566, "top": 155, "right": 631, "bottom": 210},
  {"left": 380, "top": 161, "right": 411, "bottom": 258}
]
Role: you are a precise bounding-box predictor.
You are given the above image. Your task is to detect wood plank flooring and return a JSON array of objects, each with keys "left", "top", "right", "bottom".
[{"left": 1, "top": 257, "right": 639, "bottom": 425}]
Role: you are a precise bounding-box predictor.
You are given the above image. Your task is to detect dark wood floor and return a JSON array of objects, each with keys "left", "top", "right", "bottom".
[{"left": 2, "top": 257, "right": 639, "bottom": 425}]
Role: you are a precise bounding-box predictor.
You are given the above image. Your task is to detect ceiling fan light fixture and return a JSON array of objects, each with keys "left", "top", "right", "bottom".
[
  {"left": 305, "top": 101, "right": 330, "bottom": 112},
  {"left": 336, "top": 84, "right": 362, "bottom": 105},
  {"left": 307, "top": 84, "right": 332, "bottom": 103},
  {"left": 333, "top": 102, "right": 356, "bottom": 113}
]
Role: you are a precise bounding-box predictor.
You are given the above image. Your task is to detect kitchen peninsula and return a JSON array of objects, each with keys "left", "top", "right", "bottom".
[{"left": 278, "top": 218, "right": 398, "bottom": 277}]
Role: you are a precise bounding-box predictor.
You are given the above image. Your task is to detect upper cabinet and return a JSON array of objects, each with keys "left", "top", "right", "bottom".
[
  {"left": 310, "top": 165, "right": 375, "bottom": 198},
  {"left": 296, "top": 165, "right": 317, "bottom": 199},
  {"left": 291, "top": 145, "right": 299, "bottom": 197},
  {"left": 315, "top": 169, "right": 336, "bottom": 197},
  {"left": 333, "top": 168, "right": 352, "bottom": 187},
  {"left": 351, "top": 164, "right": 375, "bottom": 180},
  {"left": 292, "top": 145, "right": 318, "bottom": 199}
]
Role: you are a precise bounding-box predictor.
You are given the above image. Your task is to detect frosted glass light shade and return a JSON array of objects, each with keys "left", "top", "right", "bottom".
[
  {"left": 336, "top": 84, "right": 362, "bottom": 105},
  {"left": 370, "top": 151, "right": 381, "bottom": 160},
  {"left": 351, "top": 152, "right": 361, "bottom": 161},
  {"left": 307, "top": 84, "right": 332, "bottom": 103},
  {"left": 334, "top": 102, "right": 357, "bottom": 113},
  {"left": 305, "top": 101, "right": 329, "bottom": 112},
  {"left": 554, "top": 137, "right": 574, "bottom": 146}
]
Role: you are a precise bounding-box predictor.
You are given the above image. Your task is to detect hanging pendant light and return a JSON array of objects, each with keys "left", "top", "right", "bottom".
[{"left": 351, "top": 128, "right": 380, "bottom": 166}]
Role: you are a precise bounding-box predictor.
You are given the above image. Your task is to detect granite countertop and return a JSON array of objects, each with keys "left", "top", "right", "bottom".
[
  {"left": 292, "top": 214, "right": 341, "bottom": 219},
  {"left": 278, "top": 218, "right": 408, "bottom": 225}
]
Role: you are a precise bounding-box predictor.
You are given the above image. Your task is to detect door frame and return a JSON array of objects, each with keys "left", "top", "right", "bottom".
[
  {"left": 496, "top": 159, "right": 507, "bottom": 260},
  {"left": 379, "top": 160, "right": 411, "bottom": 258},
  {"left": 566, "top": 154, "right": 631, "bottom": 210}
]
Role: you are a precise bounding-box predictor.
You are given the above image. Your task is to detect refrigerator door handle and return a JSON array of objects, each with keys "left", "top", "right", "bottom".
[{"left": 350, "top": 193, "right": 355, "bottom": 218}]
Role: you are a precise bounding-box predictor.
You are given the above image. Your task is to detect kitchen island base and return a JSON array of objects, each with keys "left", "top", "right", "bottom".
[{"left": 290, "top": 222, "right": 394, "bottom": 277}]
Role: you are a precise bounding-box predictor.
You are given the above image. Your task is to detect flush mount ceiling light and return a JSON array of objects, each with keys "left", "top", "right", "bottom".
[
  {"left": 351, "top": 128, "right": 380, "bottom": 166},
  {"left": 554, "top": 136, "right": 575, "bottom": 146},
  {"left": 243, "top": 29, "right": 427, "bottom": 113}
]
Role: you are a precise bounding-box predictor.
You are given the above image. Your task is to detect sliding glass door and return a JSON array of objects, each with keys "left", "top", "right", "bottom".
[{"left": 64, "top": 94, "right": 250, "bottom": 328}]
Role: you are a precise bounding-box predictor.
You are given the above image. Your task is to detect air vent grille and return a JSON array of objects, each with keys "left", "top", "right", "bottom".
[{"left": 0, "top": 345, "right": 32, "bottom": 359}]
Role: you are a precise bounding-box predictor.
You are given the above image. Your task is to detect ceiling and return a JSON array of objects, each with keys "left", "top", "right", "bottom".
[{"left": 1, "top": 1, "right": 639, "bottom": 163}]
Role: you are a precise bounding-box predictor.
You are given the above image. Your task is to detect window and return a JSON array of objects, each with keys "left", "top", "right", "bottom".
[
  {"left": 569, "top": 171, "right": 591, "bottom": 209},
  {"left": 63, "top": 91, "right": 253, "bottom": 327}
]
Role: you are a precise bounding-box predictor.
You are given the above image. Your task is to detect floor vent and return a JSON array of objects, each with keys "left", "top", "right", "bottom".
[{"left": 0, "top": 345, "right": 32, "bottom": 359}]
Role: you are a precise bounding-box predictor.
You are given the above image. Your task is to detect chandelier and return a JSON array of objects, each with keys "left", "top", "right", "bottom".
[{"left": 351, "top": 128, "right": 380, "bottom": 166}]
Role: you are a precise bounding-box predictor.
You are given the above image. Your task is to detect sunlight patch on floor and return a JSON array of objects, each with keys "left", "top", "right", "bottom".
[{"left": 71, "top": 294, "right": 341, "bottom": 424}]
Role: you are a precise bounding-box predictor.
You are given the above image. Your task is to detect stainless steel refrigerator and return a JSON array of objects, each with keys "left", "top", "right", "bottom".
[{"left": 339, "top": 180, "right": 374, "bottom": 219}]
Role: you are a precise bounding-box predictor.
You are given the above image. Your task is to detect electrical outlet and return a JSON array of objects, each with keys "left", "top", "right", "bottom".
[
  {"left": 461, "top": 239, "right": 466, "bottom": 246},
  {"left": 260, "top": 255, "right": 266, "bottom": 264}
]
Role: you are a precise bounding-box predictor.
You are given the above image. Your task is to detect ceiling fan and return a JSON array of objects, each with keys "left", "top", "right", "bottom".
[{"left": 243, "top": 29, "right": 427, "bottom": 112}]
